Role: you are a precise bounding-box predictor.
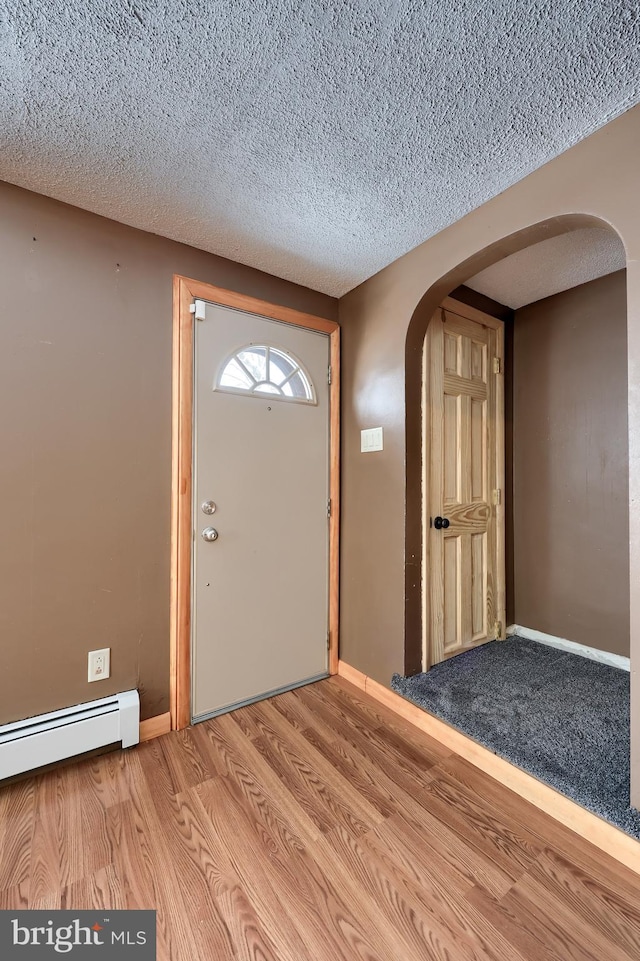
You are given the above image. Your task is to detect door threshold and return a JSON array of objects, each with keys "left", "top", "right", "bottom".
[{"left": 192, "top": 672, "right": 329, "bottom": 724}]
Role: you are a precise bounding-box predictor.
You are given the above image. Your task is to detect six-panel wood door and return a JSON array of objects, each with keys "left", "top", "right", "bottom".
[{"left": 426, "top": 301, "right": 505, "bottom": 667}]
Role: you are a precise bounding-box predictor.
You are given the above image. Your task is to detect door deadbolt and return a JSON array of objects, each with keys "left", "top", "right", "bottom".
[
  {"left": 201, "top": 500, "right": 217, "bottom": 515},
  {"left": 202, "top": 527, "right": 219, "bottom": 542}
]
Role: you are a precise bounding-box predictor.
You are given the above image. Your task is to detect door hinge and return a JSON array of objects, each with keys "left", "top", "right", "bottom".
[
  {"left": 328, "top": 365, "right": 332, "bottom": 385},
  {"left": 493, "top": 620, "right": 503, "bottom": 640},
  {"left": 492, "top": 488, "right": 502, "bottom": 505},
  {"left": 327, "top": 498, "right": 332, "bottom": 518},
  {"left": 327, "top": 630, "right": 331, "bottom": 651},
  {"left": 493, "top": 357, "right": 502, "bottom": 374}
]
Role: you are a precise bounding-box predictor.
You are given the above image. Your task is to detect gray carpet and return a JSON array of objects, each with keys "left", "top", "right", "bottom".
[{"left": 391, "top": 636, "right": 640, "bottom": 839}]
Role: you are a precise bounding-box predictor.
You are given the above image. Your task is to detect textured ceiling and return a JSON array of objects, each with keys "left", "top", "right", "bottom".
[
  {"left": 1, "top": 2, "right": 639, "bottom": 297},
  {"left": 466, "top": 227, "right": 627, "bottom": 309}
]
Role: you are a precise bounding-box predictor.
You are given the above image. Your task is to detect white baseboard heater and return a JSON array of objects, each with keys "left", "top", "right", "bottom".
[{"left": 0, "top": 690, "right": 139, "bottom": 780}]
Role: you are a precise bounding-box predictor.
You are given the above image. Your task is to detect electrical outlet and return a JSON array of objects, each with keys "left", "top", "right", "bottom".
[{"left": 88, "top": 648, "right": 110, "bottom": 682}]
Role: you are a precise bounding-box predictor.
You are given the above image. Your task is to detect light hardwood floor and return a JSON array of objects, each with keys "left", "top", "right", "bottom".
[{"left": 1, "top": 676, "right": 639, "bottom": 960}]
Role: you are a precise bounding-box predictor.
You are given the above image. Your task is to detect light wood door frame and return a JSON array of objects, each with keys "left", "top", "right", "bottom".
[
  {"left": 422, "top": 296, "right": 505, "bottom": 670},
  {"left": 171, "top": 275, "right": 340, "bottom": 731}
]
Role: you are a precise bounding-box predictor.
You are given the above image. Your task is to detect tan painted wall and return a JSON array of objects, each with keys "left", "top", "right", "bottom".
[
  {"left": 0, "top": 181, "right": 337, "bottom": 725},
  {"left": 512, "top": 271, "right": 629, "bottom": 655},
  {"left": 338, "top": 105, "right": 640, "bottom": 802}
]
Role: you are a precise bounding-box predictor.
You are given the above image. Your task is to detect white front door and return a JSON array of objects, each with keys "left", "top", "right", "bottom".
[{"left": 191, "top": 300, "right": 330, "bottom": 721}]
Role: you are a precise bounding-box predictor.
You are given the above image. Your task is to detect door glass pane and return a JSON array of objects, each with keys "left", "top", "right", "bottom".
[{"left": 215, "top": 345, "right": 316, "bottom": 405}]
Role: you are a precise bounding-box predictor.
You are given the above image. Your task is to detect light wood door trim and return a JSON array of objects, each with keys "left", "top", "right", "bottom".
[
  {"left": 441, "top": 295, "right": 505, "bottom": 330},
  {"left": 494, "top": 322, "right": 506, "bottom": 636},
  {"left": 329, "top": 326, "right": 341, "bottom": 675},
  {"left": 171, "top": 276, "right": 340, "bottom": 730}
]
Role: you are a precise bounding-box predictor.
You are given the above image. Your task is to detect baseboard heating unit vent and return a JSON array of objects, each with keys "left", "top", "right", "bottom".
[{"left": 0, "top": 690, "right": 139, "bottom": 780}]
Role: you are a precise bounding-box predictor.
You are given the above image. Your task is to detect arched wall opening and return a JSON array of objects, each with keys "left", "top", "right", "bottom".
[
  {"left": 338, "top": 110, "right": 640, "bottom": 812},
  {"left": 404, "top": 213, "right": 629, "bottom": 675}
]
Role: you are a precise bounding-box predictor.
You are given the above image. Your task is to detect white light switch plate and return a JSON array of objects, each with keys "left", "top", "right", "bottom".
[{"left": 361, "top": 427, "right": 383, "bottom": 452}]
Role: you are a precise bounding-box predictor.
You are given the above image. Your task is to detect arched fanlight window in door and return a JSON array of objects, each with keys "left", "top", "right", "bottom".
[{"left": 215, "top": 344, "right": 316, "bottom": 404}]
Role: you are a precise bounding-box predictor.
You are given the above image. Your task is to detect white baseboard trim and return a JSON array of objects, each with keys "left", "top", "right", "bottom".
[{"left": 507, "top": 624, "right": 630, "bottom": 672}]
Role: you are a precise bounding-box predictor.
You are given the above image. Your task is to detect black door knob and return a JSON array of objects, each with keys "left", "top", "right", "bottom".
[{"left": 434, "top": 516, "right": 450, "bottom": 530}]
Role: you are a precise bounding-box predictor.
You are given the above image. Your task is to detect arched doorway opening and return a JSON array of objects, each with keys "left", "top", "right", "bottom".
[
  {"left": 400, "top": 215, "right": 635, "bottom": 832},
  {"left": 404, "top": 214, "right": 628, "bottom": 674}
]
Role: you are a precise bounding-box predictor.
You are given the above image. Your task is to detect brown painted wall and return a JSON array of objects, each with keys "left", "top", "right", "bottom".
[
  {"left": 337, "top": 105, "right": 640, "bottom": 803},
  {"left": 0, "top": 181, "right": 337, "bottom": 725},
  {"left": 512, "top": 271, "right": 629, "bottom": 655}
]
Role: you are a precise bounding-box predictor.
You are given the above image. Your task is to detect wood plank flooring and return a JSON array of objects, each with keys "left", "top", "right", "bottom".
[{"left": 1, "top": 676, "right": 639, "bottom": 960}]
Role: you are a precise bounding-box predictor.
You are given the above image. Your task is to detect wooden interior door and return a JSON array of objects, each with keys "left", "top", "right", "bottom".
[{"left": 425, "top": 298, "right": 505, "bottom": 668}]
